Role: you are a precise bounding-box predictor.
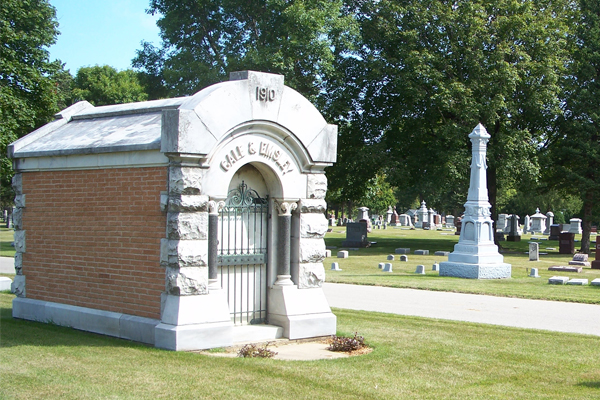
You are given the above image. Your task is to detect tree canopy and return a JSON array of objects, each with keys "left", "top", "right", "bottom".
[
  {"left": 71, "top": 65, "right": 148, "bottom": 106},
  {"left": 133, "top": 0, "right": 358, "bottom": 100},
  {"left": 0, "top": 0, "right": 69, "bottom": 208}
]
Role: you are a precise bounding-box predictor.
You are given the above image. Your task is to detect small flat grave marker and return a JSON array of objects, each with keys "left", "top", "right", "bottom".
[
  {"left": 529, "top": 268, "right": 540, "bottom": 278},
  {"left": 546, "top": 248, "right": 556, "bottom": 250},
  {"left": 548, "top": 276, "right": 569, "bottom": 285},
  {"left": 434, "top": 251, "right": 450, "bottom": 256},
  {"left": 415, "top": 265, "right": 426, "bottom": 274},
  {"left": 395, "top": 248, "right": 410, "bottom": 254},
  {"left": 337, "top": 250, "right": 349, "bottom": 259},
  {"left": 0, "top": 277, "right": 12, "bottom": 291},
  {"left": 414, "top": 250, "right": 429, "bottom": 255},
  {"left": 591, "top": 278, "right": 600, "bottom": 286},
  {"left": 567, "top": 278, "right": 588, "bottom": 285},
  {"left": 549, "top": 266, "right": 582, "bottom": 273}
]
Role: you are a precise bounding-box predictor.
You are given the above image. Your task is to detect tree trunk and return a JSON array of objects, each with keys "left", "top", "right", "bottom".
[{"left": 581, "top": 190, "right": 594, "bottom": 254}]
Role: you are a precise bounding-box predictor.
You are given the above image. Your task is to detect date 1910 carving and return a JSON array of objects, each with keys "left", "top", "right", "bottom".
[{"left": 256, "top": 86, "right": 276, "bottom": 102}]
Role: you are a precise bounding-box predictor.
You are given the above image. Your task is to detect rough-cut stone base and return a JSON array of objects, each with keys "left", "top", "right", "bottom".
[{"left": 439, "top": 262, "right": 511, "bottom": 279}]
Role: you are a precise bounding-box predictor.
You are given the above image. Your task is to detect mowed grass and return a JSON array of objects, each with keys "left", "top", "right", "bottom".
[
  {"left": 1, "top": 292, "right": 600, "bottom": 399},
  {"left": 0, "top": 227, "right": 15, "bottom": 257},
  {"left": 325, "top": 227, "right": 600, "bottom": 304}
]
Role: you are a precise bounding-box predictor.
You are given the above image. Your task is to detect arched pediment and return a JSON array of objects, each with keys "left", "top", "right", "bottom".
[{"left": 161, "top": 71, "right": 337, "bottom": 167}]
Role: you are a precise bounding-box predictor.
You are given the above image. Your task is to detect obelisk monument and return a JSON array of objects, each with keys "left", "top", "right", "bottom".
[{"left": 439, "top": 124, "right": 511, "bottom": 279}]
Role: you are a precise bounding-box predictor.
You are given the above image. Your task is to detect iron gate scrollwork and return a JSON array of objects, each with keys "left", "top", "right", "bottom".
[{"left": 218, "top": 181, "right": 268, "bottom": 325}]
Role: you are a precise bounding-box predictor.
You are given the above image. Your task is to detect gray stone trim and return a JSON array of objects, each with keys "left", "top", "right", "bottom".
[
  {"left": 12, "top": 150, "right": 168, "bottom": 172},
  {"left": 12, "top": 297, "right": 159, "bottom": 345}
]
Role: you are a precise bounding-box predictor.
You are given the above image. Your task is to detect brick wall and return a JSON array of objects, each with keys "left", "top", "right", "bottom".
[{"left": 21, "top": 167, "right": 167, "bottom": 319}]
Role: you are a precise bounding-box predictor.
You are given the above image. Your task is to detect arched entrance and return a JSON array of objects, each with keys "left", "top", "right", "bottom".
[{"left": 218, "top": 164, "right": 270, "bottom": 325}]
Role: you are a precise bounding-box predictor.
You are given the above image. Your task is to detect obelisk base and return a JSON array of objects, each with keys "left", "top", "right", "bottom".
[{"left": 439, "top": 262, "right": 511, "bottom": 279}]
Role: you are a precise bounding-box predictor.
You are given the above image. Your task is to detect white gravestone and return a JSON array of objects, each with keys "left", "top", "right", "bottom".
[
  {"left": 416, "top": 201, "right": 428, "bottom": 228},
  {"left": 331, "top": 263, "right": 342, "bottom": 271},
  {"left": 529, "top": 268, "right": 540, "bottom": 278},
  {"left": 337, "top": 250, "right": 349, "bottom": 258},
  {"left": 568, "top": 218, "right": 583, "bottom": 234},
  {"left": 529, "top": 242, "right": 539, "bottom": 261},
  {"left": 415, "top": 265, "right": 426, "bottom": 274},
  {"left": 400, "top": 255, "right": 408, "bottom": 262},
  {"left": 383, "top": 263, "right": 393, "bottom": 272},
  {"left": 529, "top": 208, "right": 547, "bottom": 234}
]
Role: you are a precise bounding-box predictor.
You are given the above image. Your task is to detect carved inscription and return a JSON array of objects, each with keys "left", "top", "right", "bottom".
[
  {"left": 256, "top": 86, "right": 276, "bottom": 102},
  {"left": 220, "top": 141, "right": 294, "bottom": 175}
]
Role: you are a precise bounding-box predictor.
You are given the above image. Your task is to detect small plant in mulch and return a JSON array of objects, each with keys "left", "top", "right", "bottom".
[
  {"left": 327, "top": 332, "right": 369, "bottom": 353},
  {"left": 237, "top": 342, "right": 278, "bottom": 358}
]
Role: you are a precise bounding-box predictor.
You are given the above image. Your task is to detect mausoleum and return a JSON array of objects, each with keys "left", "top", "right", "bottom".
[{"left": 8, "top": 71, "right": 338, "bottom": 350}]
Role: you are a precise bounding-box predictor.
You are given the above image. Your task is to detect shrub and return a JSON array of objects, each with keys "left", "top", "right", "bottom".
[
  {"left": 237, "top": 342, "right": 278, "bottom": 358},
  {"left": 328, "top": 332, "right": 366, "bottom": 352}
]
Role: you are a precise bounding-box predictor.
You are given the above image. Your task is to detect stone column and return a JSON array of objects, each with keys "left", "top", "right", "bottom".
[
  {"left": 295, "top": 199, "right": 328, "bottom": 289},
  {"left": 11, "top": 174, "right": 26, "bottom": 296},
  {"left": 208, "top": 200, "right": 225, "bottom": 290},
  {"left": 274, "top": 200, "right": 297, "bottom": 286},
  {"left": 156, "top": 163, "right": 233, "bottom": 351}
]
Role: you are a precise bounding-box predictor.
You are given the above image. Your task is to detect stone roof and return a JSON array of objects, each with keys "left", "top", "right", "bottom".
[{"left": 8, "top": 71, "right": 337, "bottom": 168}]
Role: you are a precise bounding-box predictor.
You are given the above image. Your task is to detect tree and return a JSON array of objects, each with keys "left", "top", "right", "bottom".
[
  {"left": 133, "top": 0, "right": 358, "bottom": 100},
  {"left": 71, "top": 65, "right": 148, "bottom": 106},
  {"left": 0, "top": 0, "right": 69, "bottom": 208},
  {"left": 546, "top": 0, "right": 600, "bottom": 253},
  {"left": 326, "top": 0, "right": 573, "bottom": 229},
  {"left": 357, "top": 173, "right": 397, "bottom": 215}
]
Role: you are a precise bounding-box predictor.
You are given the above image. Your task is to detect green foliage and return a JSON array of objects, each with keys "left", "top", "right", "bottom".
[
  {"left": 546, "top": 0, "right": 600, "bottom": 251},
  {"left": 134, "top": 0, "right": 358, "bottom": 100},
  {"left": 0, "top": 0, "right": 69, "bottom": 208},
  {"left": 71, "top": 65, "right": 148, "bottom": 106},
  {"left": 326, "top": 0, "right": 572, "bottom": 217},
  {"left": 356, "top": 174, "right": 397, "bottom": 215}
]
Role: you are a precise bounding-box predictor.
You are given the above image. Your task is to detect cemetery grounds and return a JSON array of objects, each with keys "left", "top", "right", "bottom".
[
  {"left": 2, "top": 226, "right": 600, "bottom": 398},
  {"left": 324, "top": 226, "right": 600, "bottom": 304}
]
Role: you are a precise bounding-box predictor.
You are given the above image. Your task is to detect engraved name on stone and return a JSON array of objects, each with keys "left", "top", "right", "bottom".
[{"left": 220, "top": 141, "right": 294, "bottom": 175}]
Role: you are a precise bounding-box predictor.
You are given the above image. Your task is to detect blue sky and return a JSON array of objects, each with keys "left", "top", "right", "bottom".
[{"left": 48, "top": 0, "right": 162, "bottom": 73}]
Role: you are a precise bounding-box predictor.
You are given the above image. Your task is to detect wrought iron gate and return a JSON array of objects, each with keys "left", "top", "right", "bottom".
[{"left": 218, "top": 181, "right": 268, "bottom": 325}]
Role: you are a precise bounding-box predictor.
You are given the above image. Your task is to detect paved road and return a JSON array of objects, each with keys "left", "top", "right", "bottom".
[
  {"left": 0, "top": 256, "right": 14, "bottom": 274},
  {"left": 323, "top": 282, "right": 600, "bottom": 337},
  {"left": 3, "top": 257, "right": 599, "bottom": 337}
]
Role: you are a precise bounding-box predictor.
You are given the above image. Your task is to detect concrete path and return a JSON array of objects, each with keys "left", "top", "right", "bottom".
[
  {"left": 323, "top": 282, "right": 600, "bottom": 337},
  {"left": 0, "top": 257, "right": 14, "bottom": 274}
]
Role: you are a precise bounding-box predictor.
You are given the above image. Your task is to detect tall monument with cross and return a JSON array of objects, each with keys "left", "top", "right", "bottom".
[{"left": 439, "top": 124, "right": 511, "bottom": 279}]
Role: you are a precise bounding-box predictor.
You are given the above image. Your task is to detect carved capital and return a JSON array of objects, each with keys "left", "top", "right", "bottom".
[
  {"left": 208, "top": 200, "right": 225, "bottom": 215},
  {"left": 275, "top": 200, "right": 298, "bottom": 216}
]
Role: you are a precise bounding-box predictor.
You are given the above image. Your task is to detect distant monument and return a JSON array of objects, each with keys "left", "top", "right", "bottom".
[{"left": 439, "top": 124, "right": 511, "bottom": 279}]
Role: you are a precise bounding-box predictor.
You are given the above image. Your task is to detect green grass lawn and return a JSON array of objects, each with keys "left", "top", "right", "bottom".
[
  {"left": 0, "top": 227, "right": 15, "bottom": 257},
  {"left": 325, "top": 227, "right": 600, "bottom": 304},
  {"left": 1, "top": 292, "right": 600, "bottom": 399}
]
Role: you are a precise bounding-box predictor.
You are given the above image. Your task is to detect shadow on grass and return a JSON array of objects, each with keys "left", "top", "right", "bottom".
[{"left": 577, "top": 382, "right": 600, "bottom": 389}]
